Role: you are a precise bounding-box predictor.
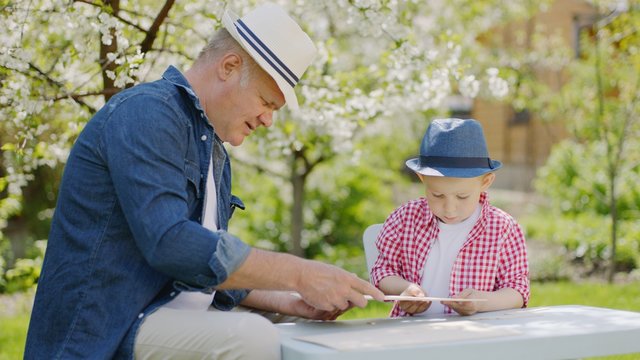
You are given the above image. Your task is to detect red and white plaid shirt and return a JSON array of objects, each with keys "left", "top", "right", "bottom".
[{"left": 370, "top": 192, "right": 530, "bottom": 317}]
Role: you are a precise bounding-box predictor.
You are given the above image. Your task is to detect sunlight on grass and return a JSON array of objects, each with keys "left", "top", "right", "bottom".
[{"left": 0, "top": 314, "right": 29, "bottom": 360}]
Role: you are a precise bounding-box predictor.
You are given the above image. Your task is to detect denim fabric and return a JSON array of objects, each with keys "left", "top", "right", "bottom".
[{"left": 24, "top": 66, "right": 252, "bottom": 360}]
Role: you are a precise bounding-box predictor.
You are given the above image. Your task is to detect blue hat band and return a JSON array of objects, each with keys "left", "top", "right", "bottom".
[{"left": 420, "top": 155, "right": 495, "bottom": 169}]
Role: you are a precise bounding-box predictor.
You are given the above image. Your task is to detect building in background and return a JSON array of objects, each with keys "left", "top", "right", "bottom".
[{"left": 467, "top": 0, "right": 599, "bottom": 191}]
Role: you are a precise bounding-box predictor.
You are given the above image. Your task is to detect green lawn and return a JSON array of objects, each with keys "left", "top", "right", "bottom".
[
  {"left": 0, "top": 314, "right": 30, "bottom": 360},
  {"left": 3, "top": 281, "right": 640, "bottom": 359}
]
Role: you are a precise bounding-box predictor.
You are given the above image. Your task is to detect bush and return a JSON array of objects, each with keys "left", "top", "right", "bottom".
[
  {"left": 0, "top": 240, "right": 45, "bottom": 294},
  {"left": 522, "top": 212, "right": 639, "bottom": 278}
]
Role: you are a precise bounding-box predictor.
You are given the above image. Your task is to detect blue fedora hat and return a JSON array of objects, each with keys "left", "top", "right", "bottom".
[{"left": 405, "top": 118, "right": 502, "bottom": 178}]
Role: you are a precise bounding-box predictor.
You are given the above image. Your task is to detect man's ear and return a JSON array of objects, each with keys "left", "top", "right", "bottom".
[
  {"left": 218, "top": 53, "right": 242, "bottom": 80},
  {"left": 480, "top": 172, "right": 495, "bottom": 191}
]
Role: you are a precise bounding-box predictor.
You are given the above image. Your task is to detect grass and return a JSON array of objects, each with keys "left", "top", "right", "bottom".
[
  {"left": 2, "top": 281, "right": 640, "bottom": 359},
  {"left": 0, "top": 314, "right": 29, "bottom": 360}
]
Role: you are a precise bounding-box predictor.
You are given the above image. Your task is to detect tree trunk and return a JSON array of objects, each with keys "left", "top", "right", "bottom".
[
  {"left": 290, "top": 151, "right": 307, "bottom": 258},
  {"left": 607, "top": 169, "right": 618, "bottom": 283},
  {"left": 290, "top": 170, "right": 305, "bottom": 258},
  {"left": 100, "top": 0, "right": 120, "bottom": 102}
]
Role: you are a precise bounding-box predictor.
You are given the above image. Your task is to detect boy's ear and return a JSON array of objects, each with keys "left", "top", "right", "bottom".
[{"left": 481, "top": 172, "right": 495, "bottom": 191}]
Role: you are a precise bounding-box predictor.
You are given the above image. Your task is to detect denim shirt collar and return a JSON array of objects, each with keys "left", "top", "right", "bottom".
[{"left": 162, "top": 66, "right": 205, "bottom": 112}]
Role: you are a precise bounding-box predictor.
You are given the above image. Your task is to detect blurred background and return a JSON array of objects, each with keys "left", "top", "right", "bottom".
[{"left": 1, "top": 0, "right": 639, "bottom": 358}]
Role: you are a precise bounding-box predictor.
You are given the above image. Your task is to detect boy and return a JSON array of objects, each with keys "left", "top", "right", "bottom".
[{"left": 370, "top": 118, "right": 529, "bottom": 317}]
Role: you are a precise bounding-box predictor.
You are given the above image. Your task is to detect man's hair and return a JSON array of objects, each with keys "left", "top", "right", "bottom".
[{"left": 197, "top": 28, "right": 262, "bottom": 87}]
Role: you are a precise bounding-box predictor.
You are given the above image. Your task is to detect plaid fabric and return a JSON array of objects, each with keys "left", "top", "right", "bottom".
[{"left": 370, "top": 192, "right": 530, "bottom": 317}]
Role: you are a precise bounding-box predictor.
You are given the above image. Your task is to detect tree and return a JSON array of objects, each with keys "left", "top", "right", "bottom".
[
  {"left": 1, "top": 0, "right": 227, "bottom": 263},
  {"left": 1, "top": 0, "right": 529, "bottom": 267}
]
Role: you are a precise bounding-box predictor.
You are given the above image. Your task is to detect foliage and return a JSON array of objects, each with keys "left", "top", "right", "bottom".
[
  {"left": 0, "top": 240, "right": 45, "bottom": 294},
  {"left": 230, "top": 131, "right": 411, "bottom": 274},
  {"left": 515, "top": 1, "right": 640, "bottom": 281},
  {"left": 535, "top": 140, "right": 640, "bottom": 219},
  {"left": 522, "top": 211, "right": 640, "bottom": 278},
  {"left": 0, "top": 0, "right": 540, "bottom": 270}
]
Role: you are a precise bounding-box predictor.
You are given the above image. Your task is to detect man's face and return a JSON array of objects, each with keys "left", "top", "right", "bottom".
[
  {"left": 421, "top": 175, "right": 491, "bottom": 224},
  {"left": 210, "top": 64, "right": 285, "bottom": 146}
]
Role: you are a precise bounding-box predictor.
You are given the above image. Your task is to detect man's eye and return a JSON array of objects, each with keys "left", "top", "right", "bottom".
[
  {"left": 457, "top": 195, "right": 469, "bottom": 200},
  {"left": 432, "top": 194, "right": 444, "bottom": 198}
]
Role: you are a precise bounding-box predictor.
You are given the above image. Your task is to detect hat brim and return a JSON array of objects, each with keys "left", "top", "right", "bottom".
[
  {"left": 405, "top": 158, "right": 502, "bottom": 178},
  {"left": 222, "top": 10, "right": 299, "bottom": 110}
]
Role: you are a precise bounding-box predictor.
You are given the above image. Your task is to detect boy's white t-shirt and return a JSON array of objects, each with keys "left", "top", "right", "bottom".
[
  {"left": 162, "top": 157, "right": 218, "bottom": 310},
  {"left": 416, "top": 204, "right": 481, "bottom": 315}
]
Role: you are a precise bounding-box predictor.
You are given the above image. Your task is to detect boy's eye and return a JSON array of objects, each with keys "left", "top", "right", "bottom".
[
  {"left": 432, "top": 193, "right": 444, "bottom": 198},
  {"left": 457, "top": 195, "right": 470, "bottom": 200}
]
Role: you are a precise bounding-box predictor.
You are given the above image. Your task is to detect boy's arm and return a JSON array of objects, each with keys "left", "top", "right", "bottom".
[
  {"left": 497, "top": 220, "right": 530, "bottom": 306},
  {"left": 442, "top": 287, "right": 523, "bottom": 316},
  {"left": 378, "top": 275, "right": 414, "bottom": 295}
]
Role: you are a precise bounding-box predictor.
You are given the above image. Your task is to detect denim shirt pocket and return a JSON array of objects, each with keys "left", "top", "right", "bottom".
[
  {"left": 184, "top": 160, "right": 202, "bottom": 208},
  {"left": 229, "top": 195, "right": 245, "bottom": 219}
]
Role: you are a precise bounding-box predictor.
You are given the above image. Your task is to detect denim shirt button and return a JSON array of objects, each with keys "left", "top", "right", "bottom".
[
  {"left": 200, "top": 135, "right": 207, "bottom": 141},
  {"left": 200, "top": 113, "right": 205, "bottom": 118},
  {"left": 170, "top": 291, "right": 176, "bottom": 297},
  {"left": 138, "top": 313, "right": 144, "bottom": 319}
]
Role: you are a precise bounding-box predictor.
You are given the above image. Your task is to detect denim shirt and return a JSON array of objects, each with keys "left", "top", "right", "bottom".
[{"left": 25, "top": 66, "right": 252, "bottom": 360}]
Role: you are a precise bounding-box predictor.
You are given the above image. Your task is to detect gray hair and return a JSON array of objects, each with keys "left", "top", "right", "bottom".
[{"left": 197, "top": 28, "right": 262, "bottom": 87}]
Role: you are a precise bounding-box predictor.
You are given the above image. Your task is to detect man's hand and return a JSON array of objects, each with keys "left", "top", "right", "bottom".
[
  {"left": 295, "top": 260, "right": 384, "bottom": 312},
  {"left": 288, "top": 295, "right": 348, "bottom": 320},
  {"left": 219, "top": 249, "right": 384, "bottom": 312},
  {"left": 398, "top": 283, "right": 430, "bottom": 315}
]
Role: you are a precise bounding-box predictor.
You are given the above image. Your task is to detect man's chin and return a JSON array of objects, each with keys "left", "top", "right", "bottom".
[{"left": 227, "top": 137, "right": 245, "bottom": 146}]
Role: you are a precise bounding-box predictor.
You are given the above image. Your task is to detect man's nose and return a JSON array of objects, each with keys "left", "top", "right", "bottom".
[{"left": 258, "top": 110, "right": 274, "bottom": 127}]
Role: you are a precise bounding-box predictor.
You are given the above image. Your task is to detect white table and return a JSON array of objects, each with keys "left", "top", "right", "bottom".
[{"left": 277, "top": 305, "right": 640, "bottom": 359}]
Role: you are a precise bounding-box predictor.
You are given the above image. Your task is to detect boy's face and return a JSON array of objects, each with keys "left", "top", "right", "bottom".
[{"left": 419, "top": 173, "right": 495, "bottom": 225}]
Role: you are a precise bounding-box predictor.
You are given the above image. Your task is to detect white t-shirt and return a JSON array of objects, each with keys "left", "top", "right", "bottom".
[
  {"left": 163, "top": 157, "right": 217, "bottom": 310},
  {"left": 416, "top": 204, "right": 481, "bottom": 315}
]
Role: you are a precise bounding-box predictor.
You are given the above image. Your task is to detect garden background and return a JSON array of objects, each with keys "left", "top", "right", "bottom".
[{"left": 1, "top": 0, "right": 639, "bottom": 359}]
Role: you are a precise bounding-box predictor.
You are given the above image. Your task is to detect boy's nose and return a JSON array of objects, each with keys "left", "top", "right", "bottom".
[{"left": 444, "top": 200, "right": 456, "bottom": 214}]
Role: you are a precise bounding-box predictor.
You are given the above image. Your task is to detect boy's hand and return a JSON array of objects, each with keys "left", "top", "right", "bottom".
[
  {"left": 398, "top": 283, "right": 430, "bottom": 315},
  {"left": 442, "top": 288, "right": 482, "bottom": 316}
]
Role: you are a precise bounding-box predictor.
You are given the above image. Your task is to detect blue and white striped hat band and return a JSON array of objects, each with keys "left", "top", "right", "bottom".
[{"left": 235, "top": 19, "right": 299, "bottom": 88}]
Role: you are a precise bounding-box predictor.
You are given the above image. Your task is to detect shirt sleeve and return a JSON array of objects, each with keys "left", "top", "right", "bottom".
[
  {"left": 496, "top": 219, "right": 530, "bottom": 307},
  {"left": 370, "top": 206, "right": 406, "bottom": 287},
  {"left": 100, "top": 92, "right": 251, "bottom": 291}
]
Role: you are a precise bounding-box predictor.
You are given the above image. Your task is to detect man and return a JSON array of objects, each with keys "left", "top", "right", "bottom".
[{"left": 25, "top": 4, "right": 384, "bottom": 359}]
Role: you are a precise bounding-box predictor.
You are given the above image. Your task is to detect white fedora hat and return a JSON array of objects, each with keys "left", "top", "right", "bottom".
[{"left": 223, "top": 3, "right": 317, "bottom": 110}]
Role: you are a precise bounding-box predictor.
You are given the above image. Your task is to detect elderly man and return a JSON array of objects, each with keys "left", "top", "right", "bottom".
[{"left": 25, "top": 4, "right": 383, "bottom": 359}]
